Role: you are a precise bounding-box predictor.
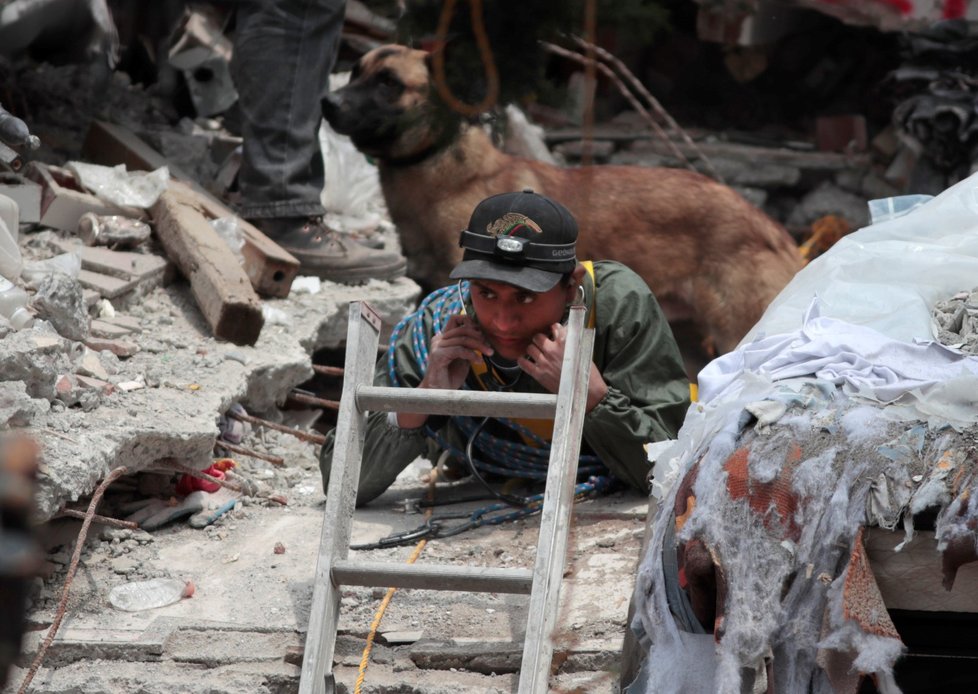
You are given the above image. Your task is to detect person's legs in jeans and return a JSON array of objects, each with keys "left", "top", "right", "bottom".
[{"left": 232, "top": 0, "right": 405, "bottom": 281}]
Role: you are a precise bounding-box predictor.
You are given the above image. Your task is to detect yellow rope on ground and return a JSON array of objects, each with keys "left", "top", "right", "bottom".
[
  {"left": 353, "top": 455, "right": 446, "bottom": 693},
  {"left": 353, "top": 538, "right": 428, "bottom": 694}
]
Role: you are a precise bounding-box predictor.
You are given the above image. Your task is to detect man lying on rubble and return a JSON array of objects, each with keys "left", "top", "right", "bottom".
[{"left": 319, "top": 189, "right": 691, "bottom": 505}]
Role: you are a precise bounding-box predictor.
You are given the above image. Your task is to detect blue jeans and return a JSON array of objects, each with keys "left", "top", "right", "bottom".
[{"left": 231, "top": 0, "right": 345, "bottom": 220}]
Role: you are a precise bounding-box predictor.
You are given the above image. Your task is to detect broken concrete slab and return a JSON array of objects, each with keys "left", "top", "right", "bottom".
[
  {"left": 48, "top": 237, "right": 172, "bottom": 309},
  {"left": 0, "top": 324, "right": 79, "bottom": 401},
  {"left": 166, "top": 630, "right": 302, "bottom": 667},
  {"left": 8, "top": 659, "right": 302, "bottom": 694},
  {"left": 0, "top": 379, "right": 48, "bottom": 427},
  {"left": 97, "top": 314, "right": 142, "bottom": 334},
  {"left": 76, "top": 269, "right": 137, "bottom": 300},
  {"left": 49, "top": 242, "right": 168, "bottom": 284},
  {"left": 23, "top": 277, "right": 418, "bottom": 522},
  {"left": 89, "top": 319, "right": 134, "bottom": 339}
]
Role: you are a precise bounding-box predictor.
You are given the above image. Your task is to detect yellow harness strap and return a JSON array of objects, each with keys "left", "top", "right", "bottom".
[{"left": 469, "top": 261, "right": 596, "bottom": 444}]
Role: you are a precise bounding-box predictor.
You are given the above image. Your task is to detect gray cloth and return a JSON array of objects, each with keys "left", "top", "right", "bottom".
[{"left": 231, "top": 0, "right": 343, "bottom": 219}]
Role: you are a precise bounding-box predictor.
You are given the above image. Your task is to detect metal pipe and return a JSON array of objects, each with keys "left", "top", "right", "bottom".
[
  {"left": 216, "top": 441, "right": 284, "bottom": 466},
  {"left": 311, "top": 364, "right": 344, "bottom": 377},
  {"left": 226, "top": 410, "right": 326, "bottom": 445},
  {"left": 287, "top": 391, "right": 340, "bottom": 411}
]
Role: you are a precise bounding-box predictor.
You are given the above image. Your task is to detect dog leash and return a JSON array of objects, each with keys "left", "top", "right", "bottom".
[{"left": 431, "top": 0, "right": 499, "bottom": 117}]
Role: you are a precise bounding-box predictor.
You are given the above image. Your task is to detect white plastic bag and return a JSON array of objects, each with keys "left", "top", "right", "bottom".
[
  {"left": 21, "top": 252, "right": 81, "bottom": 288},
  {"left": 743, "top": 173, "right": 978, "bottom": 347},
  {"left": 66, "top": 161, "right": 169, "bottom": 209},
  {"left": 318, "top": 72, "right": 384, "bottom": 222}
]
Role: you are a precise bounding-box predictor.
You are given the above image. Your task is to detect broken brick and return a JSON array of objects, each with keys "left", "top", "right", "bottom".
[
  {"left": 84, "top": 337, "right": 139, "bottom": 358},
  {"left": 75, "top": 375, "right": 116, "bottom": 395}
]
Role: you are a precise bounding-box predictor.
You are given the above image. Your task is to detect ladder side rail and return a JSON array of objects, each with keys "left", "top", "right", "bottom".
[
  {"left": 299, "top": 301, "right": 382, "bottom": 694},
  {"left": 357, "top": 386, "right": 557, "bottom": 419},
  {"left": 518, "top": 306, "right": 595, "bottom": 694}
]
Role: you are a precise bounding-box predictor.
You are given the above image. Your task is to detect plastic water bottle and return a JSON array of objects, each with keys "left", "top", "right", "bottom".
[
  {"left": 108, "top": 578, "right": 195, "bottom": 612},
  {"left": 0, "top": 197, "right": 22, "bottom": 280},
  {"left": 0, "top": 275, "right": 32, "bottom": 330}
]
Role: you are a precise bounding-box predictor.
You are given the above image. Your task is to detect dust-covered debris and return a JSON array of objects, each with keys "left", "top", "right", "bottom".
[{"left": 932, "top": 288, "right": 978, "bottom": 354}]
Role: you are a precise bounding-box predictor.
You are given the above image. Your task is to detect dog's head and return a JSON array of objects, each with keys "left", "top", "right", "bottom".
[{"left": 322, "top": 44, "right": 458, "bottom": 162}]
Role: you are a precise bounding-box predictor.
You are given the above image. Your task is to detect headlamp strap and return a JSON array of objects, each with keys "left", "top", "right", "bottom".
[{"left": 459, "top": 229, "right": 575, "bottom": 263}]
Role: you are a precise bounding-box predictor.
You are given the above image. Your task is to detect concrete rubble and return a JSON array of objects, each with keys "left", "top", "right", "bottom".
[
  {"left": 6, "top": 4, "right": 978, "bottom": 692},
  {"left": 17, "top": 271, "right": 418, "bottom": 523},
  {"left": 0, "top": 118, "right": 645, "bottom": 694}
]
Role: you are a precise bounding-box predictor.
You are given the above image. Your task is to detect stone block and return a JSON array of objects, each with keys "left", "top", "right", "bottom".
[
  {"left": 77, "top": 269, "right": 137, "bottom": 300},
  {"left": 89, "top": 319, "right": 133, "bottom": 339}
]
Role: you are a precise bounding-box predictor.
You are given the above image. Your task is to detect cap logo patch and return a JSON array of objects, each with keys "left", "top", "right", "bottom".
[{"left": 486, "top": 213, "right": 543, "bottom": 237}]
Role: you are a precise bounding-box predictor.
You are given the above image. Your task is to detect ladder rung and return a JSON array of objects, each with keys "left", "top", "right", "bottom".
[
  {"left": 356, "top": 385, "right": 557, "bottom": 419},
  {"left": 332, "top": 560, "right": 533, "bottom": 594}
]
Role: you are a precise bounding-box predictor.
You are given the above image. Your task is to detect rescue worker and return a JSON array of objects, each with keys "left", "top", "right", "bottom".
[{"left": 319, "top": 190, "right": 690, "bottom": 505}]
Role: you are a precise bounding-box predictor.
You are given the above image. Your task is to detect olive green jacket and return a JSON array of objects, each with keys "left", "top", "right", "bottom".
[{"left": 320, "top": 261, "right": 690, "bottom": 504}]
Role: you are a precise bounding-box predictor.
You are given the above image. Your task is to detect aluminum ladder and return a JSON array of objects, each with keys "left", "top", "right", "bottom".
[{"left": 299, "top": 300, "right": 596, "bottom": 694}]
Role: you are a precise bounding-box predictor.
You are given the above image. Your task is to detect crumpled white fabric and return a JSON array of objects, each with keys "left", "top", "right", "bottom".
[{"left": 700, "top": 300, "right": 978, "bottom": 409}]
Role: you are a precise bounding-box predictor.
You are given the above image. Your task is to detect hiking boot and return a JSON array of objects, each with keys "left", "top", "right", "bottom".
[{"left": 252, "top": 216, "right": 406, "bottom": 283}]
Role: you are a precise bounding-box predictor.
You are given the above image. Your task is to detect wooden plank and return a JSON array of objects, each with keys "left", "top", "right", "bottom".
[
  {"left": 300, "top": 302, "right": 382, "bottom": 694},
  {"left": 519, "top": 307, "right": 594, "bottom": 694},
  {"left": 150, "top": 185, "right": 264, "bottom": 346},
  {"left": 543, "top": 128, "right": 869, "bottom": 170},
  {"left": 632, "top": 139, "right": 868, "bottom": 171},
  {"left": 356, "top": 386, "right": 557, "bottom": 419},
  {"left": 331, "top": 560, "right": 533, "bottom": 594},
  {"left": 189, "top": 188, "right": 300, "bottom": 299},
  {"left": 82, "top": 120, "right": 300, "bottom": 298}
]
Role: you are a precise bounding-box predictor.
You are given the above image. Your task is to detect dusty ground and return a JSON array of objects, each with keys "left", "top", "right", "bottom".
[{"left": 7, "top": 425, "right": 651, "bottom": 693}]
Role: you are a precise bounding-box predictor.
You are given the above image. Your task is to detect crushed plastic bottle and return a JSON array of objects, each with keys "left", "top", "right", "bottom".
[
  {"left": 0, "top": 275, "right": 33, "bottom": 330},
  {"left": 108, "top": 578, "right": 195, "bottom": 612}
]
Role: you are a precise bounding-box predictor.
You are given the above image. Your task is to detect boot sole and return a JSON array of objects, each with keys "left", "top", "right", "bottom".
[{"left": 291, "top": 256, "right": 408, "bottom": 284}]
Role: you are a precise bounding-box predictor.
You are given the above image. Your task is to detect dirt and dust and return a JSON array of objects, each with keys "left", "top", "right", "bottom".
[{"left": 9, "top": 414, "right": 651, "bottom": 693}]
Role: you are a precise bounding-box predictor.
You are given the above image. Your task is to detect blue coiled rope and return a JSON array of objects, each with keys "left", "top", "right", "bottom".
[{"left": 386, "top": 284, "right": 610, "bottom": 484}]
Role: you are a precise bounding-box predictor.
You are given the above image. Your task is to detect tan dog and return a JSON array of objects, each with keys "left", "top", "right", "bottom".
[{"left": 322, "top": 45, "right": 802, "bottom": 354}]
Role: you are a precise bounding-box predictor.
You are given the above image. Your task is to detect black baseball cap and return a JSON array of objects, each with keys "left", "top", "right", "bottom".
[{"left": 449, "top": 189, "right": 579, "bottom": 292}]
